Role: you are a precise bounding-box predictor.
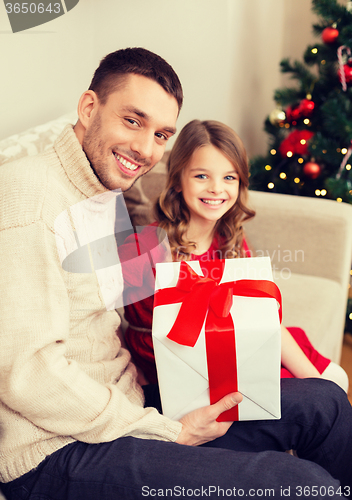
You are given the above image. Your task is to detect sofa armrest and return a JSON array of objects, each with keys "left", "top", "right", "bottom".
[
  {"left": 245, "top": 190, "right": 352, "bottom": 288},
  {"left": 245, "top": 191, "right": 352, "bottom": 362}
]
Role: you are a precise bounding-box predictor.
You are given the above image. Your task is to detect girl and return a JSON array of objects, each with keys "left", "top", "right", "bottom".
[{"left": 119, "top": 119, "right": 348, "bottom": 392}]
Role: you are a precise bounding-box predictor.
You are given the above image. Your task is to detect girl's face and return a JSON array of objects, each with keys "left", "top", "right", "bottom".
[{"left": 180, "top": 144, "right": 240, "bottom": 228}]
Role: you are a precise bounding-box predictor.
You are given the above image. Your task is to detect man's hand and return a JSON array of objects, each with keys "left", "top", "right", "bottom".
[{"left": 176, "top": 392, "right": 243, "bottom": 446}]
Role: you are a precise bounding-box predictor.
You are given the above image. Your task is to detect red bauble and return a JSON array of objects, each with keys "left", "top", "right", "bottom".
[
  {"left": 279, "top": 130, "right": 314, "bottom": 157},
  {"left": 303, "top": 162, "right": 321, "bottom": 179},
  {"left": 285, "top": 104, "right": 301, "bottom": 123},
  {"left": 338, "top": 64, "right": 352, "bottom": 84},
  {"left": 322, "top": 27, "right": 339, "bottom": 44},
  {"left": 298, "top": 98, "right": 315, "bottom": 116}
]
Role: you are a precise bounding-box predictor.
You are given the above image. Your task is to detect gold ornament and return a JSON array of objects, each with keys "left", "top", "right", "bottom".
[{"left": 269, "top": 108, "right": 286, "bottom": 126}]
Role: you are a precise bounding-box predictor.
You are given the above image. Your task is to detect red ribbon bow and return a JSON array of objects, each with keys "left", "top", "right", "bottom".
[{"left": 154, "top": 260, "right": 282, "bottom": 421}]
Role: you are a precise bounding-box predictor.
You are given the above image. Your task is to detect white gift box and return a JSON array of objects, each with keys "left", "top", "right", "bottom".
[{"left": 152, "top": 257, "right": 281, "bottom": 421}]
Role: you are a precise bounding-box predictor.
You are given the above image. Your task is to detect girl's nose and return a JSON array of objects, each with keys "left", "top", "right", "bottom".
[{"left": 208, "top": 180, "right": 222, "bottom": 194}]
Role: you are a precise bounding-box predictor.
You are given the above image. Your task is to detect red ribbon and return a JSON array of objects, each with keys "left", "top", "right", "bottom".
[{"left": 154, "top": 260, "right": 282, "bottom": 421}]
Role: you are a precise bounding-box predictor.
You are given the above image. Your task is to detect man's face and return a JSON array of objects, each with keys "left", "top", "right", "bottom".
[{"left": 81, "top": 74, "right": 179, "bottom": 192}]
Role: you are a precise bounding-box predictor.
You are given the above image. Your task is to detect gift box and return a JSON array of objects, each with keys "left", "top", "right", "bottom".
[{"left": 152, "top": 257, "right": 282, "bottom": 422}]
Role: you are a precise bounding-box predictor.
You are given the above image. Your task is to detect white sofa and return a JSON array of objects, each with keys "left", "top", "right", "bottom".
[{"left": 245, "top": 190, "right": 352, "bottom": 363}]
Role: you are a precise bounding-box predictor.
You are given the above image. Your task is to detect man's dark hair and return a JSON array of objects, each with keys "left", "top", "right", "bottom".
[{"left": 89, "top": 47, "right": 183, "bottom": 110}]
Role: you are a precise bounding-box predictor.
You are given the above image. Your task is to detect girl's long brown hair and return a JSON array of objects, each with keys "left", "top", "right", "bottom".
[{"left": 154, "top": 120, "right": 255, "bottom": 260}]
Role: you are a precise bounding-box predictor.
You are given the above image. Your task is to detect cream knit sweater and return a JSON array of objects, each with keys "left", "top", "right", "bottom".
[{"left": 0, "top": 125, "right": 182, "bottom": 483}]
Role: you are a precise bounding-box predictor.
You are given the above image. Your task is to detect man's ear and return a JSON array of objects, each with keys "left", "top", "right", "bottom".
[{"left": 77, "top": 90, "right": 99, "bottom": 130}]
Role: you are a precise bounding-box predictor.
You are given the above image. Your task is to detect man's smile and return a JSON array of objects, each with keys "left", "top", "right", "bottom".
[{"left": 113, "top": 152, "right": 142, "bottom": 175}]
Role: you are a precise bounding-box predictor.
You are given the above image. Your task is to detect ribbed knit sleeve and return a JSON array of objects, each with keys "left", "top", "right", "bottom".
[{"left": 0, "top": 127, "right": 181, "bottom": 483}]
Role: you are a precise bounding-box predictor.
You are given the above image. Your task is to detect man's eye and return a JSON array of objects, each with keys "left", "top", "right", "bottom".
[
  {"left": 155, "top": 132, "right": 168, "bottom": 141},
  {"left": 126, "top": 118, "right": 138, "bottom": 126}
]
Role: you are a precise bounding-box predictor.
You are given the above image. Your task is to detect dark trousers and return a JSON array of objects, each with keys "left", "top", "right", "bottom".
[{"left": 2, "top": 378, "right": 352, "bottom": 499}]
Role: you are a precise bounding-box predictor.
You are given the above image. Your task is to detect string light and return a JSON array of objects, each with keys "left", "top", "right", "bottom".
[
  {"left": 303, "top": 118, "right": 310, "bottom": 125},
  {"left": 270, "top": 149, "right": 276, "bottom": 155},
  {"left": 315, "top": 189, "right": 321, "bottom": 196},
  {"left": 294, "top": 177, "right": 300, "bottom": 184},
  {"left": 337, "top": 148, "right": 341, "bottom": 153},
  {"left": 287, "top": 151, "right": 293, "bottom": 158},
  {"left": 311, "top": 48, "right": 318, "bottom": 54},
  {"left": 298, "top": 158, "right": 304, "bottom": 164},
  {"left": 265, "top": 165, "right": 272, "bottom": 171},
  {"left": 284, "top": 123, "right": 290, "bottom": 128},
  {"left": 300, "top": 139, "right": 307, "bottom": 145},
  {"left": 268, "top": 183, "right": 274, "bottom": 189},
  {"left": 346, "top": 164, "right": 351, "bottom": 170},
  {"left": 342, "top": 148, "right": 348, "bottom": 154},
  {"left": 337, "top": 197, "right": 343, "bottom": 202},
  {"left": 321, "top": 189, "right": 327, "bottom": 196},
  {"left": 322, "top": 150, "right": 327, "bottom": 154},
  {"left": 321, "top": 60, "right": 326, "bottom": 65},
  {"left": 279, "top": 172, "right": 287, "bottom": 179}
]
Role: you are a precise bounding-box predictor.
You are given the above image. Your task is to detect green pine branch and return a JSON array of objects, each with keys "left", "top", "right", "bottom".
[{"left": 312, "top": 0, "right": 348, "bottom": 20}]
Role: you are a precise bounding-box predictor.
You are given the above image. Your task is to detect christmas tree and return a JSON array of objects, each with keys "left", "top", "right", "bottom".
[{"left": 249, "top": 0, "right": 352, "bottom": 333}]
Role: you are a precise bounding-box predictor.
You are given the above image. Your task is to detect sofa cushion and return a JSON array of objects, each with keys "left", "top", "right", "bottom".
[
  {"left": 0, "top": 112, "right": 77, "bottom": 166},
  {"left": 274, "top": 270, "right": 342, "bottom": 360}
]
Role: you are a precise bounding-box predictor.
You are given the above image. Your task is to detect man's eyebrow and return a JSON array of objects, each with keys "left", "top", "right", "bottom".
[
  {"left": 122, "top": 106, "right": 176, "bottom": 136},
  {"left": 122, "top": 106, "right": 148, "bottom": 119}
]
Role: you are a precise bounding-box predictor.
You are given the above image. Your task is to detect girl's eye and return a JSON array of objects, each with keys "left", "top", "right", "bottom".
[
  {"left": 195, "top": 174, "right": 207, "bottom": 179},
  {"left": 225, "top": 175, "right": 238, "bottom": 181}
]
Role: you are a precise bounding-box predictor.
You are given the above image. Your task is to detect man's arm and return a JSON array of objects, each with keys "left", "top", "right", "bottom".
[{"left": 0, "top": 220, "right": 181, "bottom": 443}]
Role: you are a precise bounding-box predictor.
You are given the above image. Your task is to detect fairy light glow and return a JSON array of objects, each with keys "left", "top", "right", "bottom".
[
  {"left": 346, "top": 164, "right": 351, "bottom": 170},
  {"left": 337, "top": 198, "right": 342, "bottom": 202},
  {"left": 265, "top": 165, "right": 272, "bottom": 171},
  {"left": 287, "top": 151, "right": 293, "bottom": 157},
  {"left": 294, "top": 177, "right": 300, "bottom": 184},
  {"left": 279, "top": 172, "right": 287, "bottom": 179},
  {"left": 315, "top": 189, "right": 321, "bottom": 196},
  {"left": 268, "top": 183, "right": 274, "bottom": 189},
  {"left": 303, "top": 119, "right": 310, "bottom": 125},
  {"left": 321, "top": 189, "right": 327, "bottom": 196},
  {"left": 342, "top": 148, "right": 348, "bottom": 154},
  {"left": 298, "top": 158, "right": 304, "bottom": 164},
  {"left": 311, "top": 48, "right": 318, "bottom": 54},
  {"left": 300, "top": 140, "right": 307, "bottom": 145},
  {"left": 270, "top": 149, "right": 276, "bottom": 155}
]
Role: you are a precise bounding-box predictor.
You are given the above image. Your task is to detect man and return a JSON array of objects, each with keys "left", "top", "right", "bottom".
[{"left": 0, "top": 47, "right": 351, "bottom": 500}]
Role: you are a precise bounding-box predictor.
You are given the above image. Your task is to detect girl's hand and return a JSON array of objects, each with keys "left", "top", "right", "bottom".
[{"left": 176, "top": 392, "right": 243, "bottom": 446}]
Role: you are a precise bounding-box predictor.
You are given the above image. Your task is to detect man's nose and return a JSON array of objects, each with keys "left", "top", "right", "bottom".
[{"left": 131, "top": 131, "right": 154, "bottom": 160}]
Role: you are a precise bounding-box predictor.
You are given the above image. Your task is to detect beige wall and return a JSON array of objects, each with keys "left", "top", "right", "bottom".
[{"left": 0, "top": 0, "right": 320, "bottom": 155}]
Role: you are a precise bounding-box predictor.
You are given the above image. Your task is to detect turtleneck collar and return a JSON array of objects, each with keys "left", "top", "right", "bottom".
[{"left": 54, "top": 124, "right": 108, "bottom": 199}]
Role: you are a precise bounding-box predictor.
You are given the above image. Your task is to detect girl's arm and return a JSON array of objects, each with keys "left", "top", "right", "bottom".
[{"left": 280, "top": 325, "right": 321, "bottom": 378}]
